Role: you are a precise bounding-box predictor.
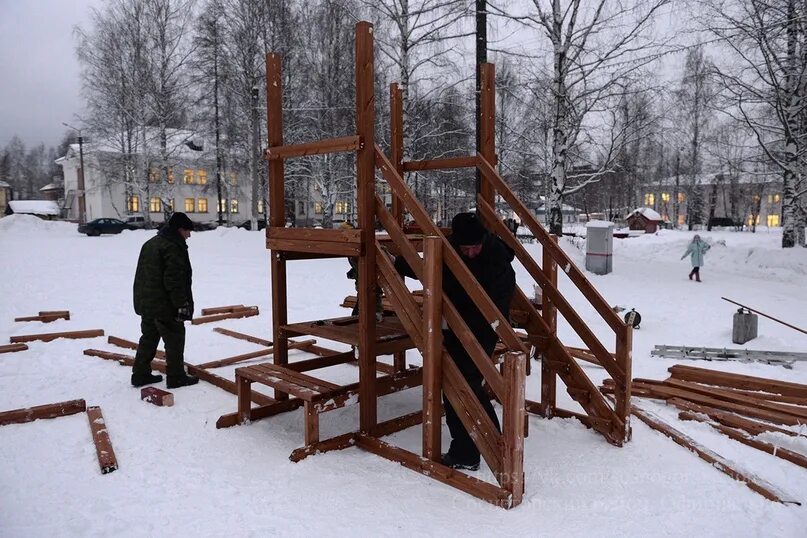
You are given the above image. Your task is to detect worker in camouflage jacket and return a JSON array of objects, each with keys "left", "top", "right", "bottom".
[{"left": 131, "top": 212, "right": 199, "bottom": 389}]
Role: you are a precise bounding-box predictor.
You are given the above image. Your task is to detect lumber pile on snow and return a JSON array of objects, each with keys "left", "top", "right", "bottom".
[
  {"left": 601, "top": 364, "right": 807, "bottom": 503},
  {"left": 192, "top": 305, "right": 259, "bottom": 325},
  {"left": 14, "top": 310, "right": 70, "bottom": 323}
]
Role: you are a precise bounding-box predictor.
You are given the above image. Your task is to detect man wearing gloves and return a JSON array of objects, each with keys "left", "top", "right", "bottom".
[{"left": 131, "top": 212, "right": 199, "bottom": 388}]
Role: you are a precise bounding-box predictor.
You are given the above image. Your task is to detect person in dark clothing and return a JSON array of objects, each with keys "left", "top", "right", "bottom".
[
  {"left": 394, "top": 212, "right": 516, "bottom": 470},
  {"left": 131, "top": 212, "right": 199, "bottom": 389}
]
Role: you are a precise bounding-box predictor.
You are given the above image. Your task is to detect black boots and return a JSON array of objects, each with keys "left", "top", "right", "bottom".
[
  {"left": 441, "top": 452, "right": 480, "bottom": 471},
  {"left": 131, "top": 373, "right": 163, "bottom": 387},
  {"left": 167, "top": 374, "right": 199, "bottom": 389}
]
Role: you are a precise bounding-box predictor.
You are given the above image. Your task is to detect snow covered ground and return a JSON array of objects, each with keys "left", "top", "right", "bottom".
[{"left": 1, "top": 214, "right": 806, "bottom": 537}]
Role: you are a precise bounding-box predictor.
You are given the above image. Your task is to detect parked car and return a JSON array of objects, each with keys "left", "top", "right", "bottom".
[
  {"left": 78, "top": 218, "right": 136, "bottom": 236},
  {"left": 125, "top": 215, "right": 159, "bottom": 229}
]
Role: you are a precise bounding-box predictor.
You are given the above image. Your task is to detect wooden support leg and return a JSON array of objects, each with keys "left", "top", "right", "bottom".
[
  {"left": 237, "top": 377, "right": 252, "bottom": 424},
  {"left": 501, "top": 352, "right": 526, "bottom": 505},
  {"left": 393, "top": 351, "right": 406, "bottom": 373},
  {"left": 422, "top": 236, "right": 443, "bottom": 461},
  {"left": 304, "top": 402, "right": 319, "bottom": 445},
  {"left": 539, "top": 235, "right": 558, "bottom": 417}
]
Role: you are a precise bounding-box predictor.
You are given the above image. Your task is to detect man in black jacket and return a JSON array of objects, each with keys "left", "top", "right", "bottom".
[
  {"left": 131, "top": 212, "right": 199, "bottom": 389},
  {"left": 395, "top": 212, "right": 516, "bottom": 470}
]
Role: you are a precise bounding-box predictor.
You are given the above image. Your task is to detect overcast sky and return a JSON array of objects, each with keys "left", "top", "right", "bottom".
[{"left": 0, "top": 0, "right": 100, "bottom": 149}]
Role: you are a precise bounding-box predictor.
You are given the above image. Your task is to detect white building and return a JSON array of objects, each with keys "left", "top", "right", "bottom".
[{"left": 56, "top": 129, "right": 255, "bottom": 225}]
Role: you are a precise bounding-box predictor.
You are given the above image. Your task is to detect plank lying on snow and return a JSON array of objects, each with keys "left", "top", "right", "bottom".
[
  {"left": 630, "top": 401, "right": 799, "bottom": 505},
  {"left": 0, "top": 399, "right": 87, "bottom": 426},
  {"left": 668, "top": 365, "right": 807, "bottom": 399},
  {"left": 86, "top": 406, "right": 118, "bottom": 474},
  {"left": 10, "top": 329, "right": 104, "bottom": 343},
  {"left": 0, "top": 343, "right": 29, "bottom": 354}
]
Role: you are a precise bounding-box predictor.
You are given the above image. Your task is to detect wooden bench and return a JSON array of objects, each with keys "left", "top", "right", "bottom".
[{"left": 236, "top": 364, "right": 343, "bottom": 445}]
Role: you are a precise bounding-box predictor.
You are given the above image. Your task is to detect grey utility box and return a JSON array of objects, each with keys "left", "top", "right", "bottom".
[
  {"left": 585, "top": 220, "right": 614, "bottom": 275},
  {"left": 732, "top": 309, "right": 758, "bottom": 344}
]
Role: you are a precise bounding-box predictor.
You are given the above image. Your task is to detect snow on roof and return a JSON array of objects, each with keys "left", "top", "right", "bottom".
[
  {"left": 586, "top": 219, "right": 614, "bottom": 228},
  {"left": 8, "top": 200, "right": 61, "bottom": 215},
  {"left": 630, "top": 207, "right": 662, "bottom": 221},
  {"left": 0, "top": 180, "right": 10, "bottom": 188},
  {"left": 39, "top": 183, "right": 61, "bottom": 191},
  {"left": 59, "top": 127, "right": 212, "bottom": 163}
]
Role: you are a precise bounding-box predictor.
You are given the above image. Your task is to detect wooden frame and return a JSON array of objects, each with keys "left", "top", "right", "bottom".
[{"left": 0, "top": 399, "right": 87, "bottom": 426}]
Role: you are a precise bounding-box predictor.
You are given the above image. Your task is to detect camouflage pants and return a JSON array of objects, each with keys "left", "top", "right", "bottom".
[{"left": 132, "top": 317, "right": 186, "bottom": 378}]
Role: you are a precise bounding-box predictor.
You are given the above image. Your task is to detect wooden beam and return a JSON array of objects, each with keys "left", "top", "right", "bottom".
[
  {"left": 501, "top": 352, "right": 526, "bottom": 505},
  {"left": 389, "top": 83, "right": 404, "bottom": 225},
  {"left": 402, "top": 156, "right": 478, "bottom": 172},
  {"left": 194, "top": 339, "right": 316, "bottom": 369},
  {"left": 107, "top": 335, "right": 165, "bottom": 359},
  {"left": 201, "top": 305, "right": 246, "bottom": 315},
  {"left": 215, "top": 397, "right": 304, "bottom": 429},
  {"left": 191, "top": 307, "right": 259, "bottom": 325},
  {"left": 86, "top": 406, "right": 118, "bottom": 474},
  {"left": 541, "top": 233, "right": 558, "bottom": 416},
  {"left": 266, "top": 237, "right": 362, "bottom": 257},
  {"left": 84, "top": 348, "right": 138, "bottom": 367},
  {"left": 289, "top": 432, "right": 358, "bottom": 462},
  {"left": 265, "top": 135, "right": 361, "bottom": 160},
  {"left": 285, "top": 351, "right": 356, "bottom": 372},
  {"left": 10, "top": 329, "right": 104, "bottom": 344},
  {"left": 631, "top": 402, "right": 798, "bottom": 504},
  {"left": 479, "top": 63, "right": 496, "bottom": 203},
  {"left": 668, "top": 365, "right": 807, "bottom": 399},
  {"left": 212, "top": 327, "right": 272, "bottom": 347},
  {"left": 668, "top": 398, "right": 802, "bottom": 438},
  {"left": 15, "top": 311, "right": 70, "bottom": 322},
  {"left": 355, "top": 434, "right": 514, "bottom": 508},
  {"left": 0, "top": 343, "right": 28, "bottom": 354},
  {"left": 422, "top": 236, "right": 443, "bottom": 461},
  {"left": 0, "top": 399, "right": 87, "bottom": 426},
  {"left": 356, "top": 20, "right": 377, "bottom": 433}
]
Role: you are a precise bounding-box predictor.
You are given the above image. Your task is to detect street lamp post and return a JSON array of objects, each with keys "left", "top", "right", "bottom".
[{"left": 62, "top": 122, "right": 87, "bottom": 224}]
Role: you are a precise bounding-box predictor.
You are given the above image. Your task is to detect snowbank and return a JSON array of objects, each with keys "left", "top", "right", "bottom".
[{"left": 0, "top": 213, "right": 75, "bottom": 234}]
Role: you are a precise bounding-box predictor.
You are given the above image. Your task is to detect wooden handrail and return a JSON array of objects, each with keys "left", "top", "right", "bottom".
[
  {"left": 264, "top": 135, "right": 361, "bottom": 160},
  {"left": 476, "top": 198, "right": 624, "bottom": 380},
  {"left": 376, "top": 146, "right": 529, "bottom": 356},
  {"left": 476, "top": 154, "right": 626, "bottom": 336},
  {"left": 375, "top": 197, "right": 506, "bottom": 400}
]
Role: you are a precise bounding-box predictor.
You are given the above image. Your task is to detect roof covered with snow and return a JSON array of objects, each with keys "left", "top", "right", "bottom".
[
  {"left": 630, "top": 207, "right": 662, "bottom": 221},
  {"left": 8, "top": 200, "right": 61, "bottom": 215},
  {"left": 0, "top": 180, "right": 10, "bottom": 188},
  {"left": 39, "top": 183, "right": 61, "bottom": 192},
  {"left": 59, "top": 127, "right": 212, "bottom": 163}
]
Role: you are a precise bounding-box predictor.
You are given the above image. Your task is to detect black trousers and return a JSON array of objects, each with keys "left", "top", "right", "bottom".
[
  {"left": 442, "top": 330, "right": 501, "bottom": 463},
  {"left": 132, "top": 317, "right": 186, "bottom": 378}
]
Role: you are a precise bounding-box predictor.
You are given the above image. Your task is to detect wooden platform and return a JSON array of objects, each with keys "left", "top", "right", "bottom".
[{"left": 282, "top": 315, "right": 413, "bottom": 355}]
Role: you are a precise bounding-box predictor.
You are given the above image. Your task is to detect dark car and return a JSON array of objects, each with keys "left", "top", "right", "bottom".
[{"left": 78, "top": 218, "right": 136, "bottom": 236}]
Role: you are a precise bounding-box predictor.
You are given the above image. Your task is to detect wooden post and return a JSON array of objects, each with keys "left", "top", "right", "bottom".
[
  {"left": 614, "top": 324, "right": 633, "bottom": 442},
  {"left": 540, "top": 235, "right": 558, "bottom": 416},
  {"left": 501, "top": 351, "right": 526, "bottom": 505},
  {"left": 356, "top": 21, "right": 377, "bottom": 433},
  {"left": 237, "top": 376, "right": 252, "bottom": 424},
  {"left": 422, "top": 236, "right": 443, "bottom": 461},
  {"left": 479, "top": 63, "right": 496, "bottom": 205},
  {"left": 266, "top": 52, "right": 289, "bottom": 401},
  {"left": 86, "top": 406, "right": 118, "bottom": 474},
  {"left": 390, "top": 83, "right": 404, "bottom": 226}
]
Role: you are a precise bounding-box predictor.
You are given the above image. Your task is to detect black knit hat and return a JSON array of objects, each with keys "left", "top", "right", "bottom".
[
  {"left": 451, "top": 212, "right": 485, "bottom": 245},
  {"left": 168, "top": 212, "right": 195, "bottom": 231}
]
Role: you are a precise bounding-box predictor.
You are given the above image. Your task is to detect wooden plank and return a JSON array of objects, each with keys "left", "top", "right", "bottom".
[
  {"left": 254, "top": 363, "right": 340, "bottom": 392},
  {"left": 389, "top": 83, "right": 404, "bottom": 225},
  {"left": 86, "top": 406, "right": 118, "bottom": 474},
  {"left": 630, "top": 402, "right": 798, "bottom": 504},
  {"left": 479, "top": 62, "right": 496, "bottom": 204},
  {"left": 212, "top": 327, "right": 272, "bottom": 347},
  {"left": 215, "top": 397, "right": 304, "bottom": 429},
  {"left": 374, "top": 410, "right": 425, "bottom": 438},
  {"left": 237, "top": 367, "right": 320, "bottom": 401},
  {"left": 356, "top": 20, "right": 377, "bottom": 433},
  {"left": 286, "top": 351, "right": 356, "bottom": 372},
  {"left": 540, "top": 232, "right": 558, "bottom": 417},
  {"left": 668, "top": 365, "right": 807, "bottom": 399},
  {"left": 614, "top": 324, "right": 633, "bottom": 441},
  {"left": 183, "top": 364, "right": 275, "bottom": 406},
  {"left": 267, "top": 237, "right": 361, "bottom": 256},
  {"left": 194, "top": 339, "right": 316, "bottom": 370},
  {"left": 304, "top": 402, "right": 319, "bottom": 445},
  {"left": 402, "top": 156, "right": 478, "bottom": 172},
  {"left": 267, "top": 226, "right": 362, "bottom": 243},
  {"left": 476, "top": 155, "right": 625, "bottom": 334},
  {"left": 15, "top": 313, "right": 70, "bottom": 322},
  {"left": 668, "top": 398, "right": 802, "bottom": 438},
  {"left": 679, "top": 411, "right": 807, "bottom": 469},
  {"left": 501, "top": 352, "right": 526, "bottom": 504},
  {"left": 0, "top": 399, "right": 86, "bottom": 426},
  {"left": 355, "top": 434, "right": 514, "bottom": 508},
  {"left": 10, "top": 329, "right": 104, "bottom": 344},
  {"left": 38, "top": 310, "right": 70, "bottom": 317},
  {"left": 265, "top": 135, "right": 361, "bottom": 160},
  {"left": 267, "top": 51, "right": 289, "bottom": 402},
  {"left": 289, "top": 432, "right": 357, "bottom": 462},
  {"left": 693, "top": 384, "right": 807, "bottom": 406},
  {"left": 237, "top": 376, "right": 251, "bottom": 424},
  {"left": 201, "top": 305, "right": 245, "bottom": 315},
  {"left": 422, "top": 236, "right": 443, "bottom": 461},
  {"left": 442, "top": 355, "right": 504, "bottom": 478},
  {"left": 140, "top": 387, "right": 174, "bottom": 407},
  {"left": 84, "top": 348, "right": 137, "bottom": 367},
  {"left": 107, "top": 335, "right": 166, "bottom": 360},
  {"left": 191, "top": 307, "right": 259, "bottom": 325},
  {"left": 0, "top": 343, "right": 28, "bottom": 354}
]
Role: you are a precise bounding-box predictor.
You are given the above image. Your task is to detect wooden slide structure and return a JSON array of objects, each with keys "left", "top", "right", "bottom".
[{"left": 219, "top": 22, "right": 632, "bottom": 509}]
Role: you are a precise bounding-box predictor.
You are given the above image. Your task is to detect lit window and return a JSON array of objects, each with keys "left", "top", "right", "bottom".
[
  {"left": 767, "top": 214, "right": 780, "bottom": 227},
  {"left": 229, "top": 172, "right": 237, "bottom": 185},
  {"left": 185, "top": 198, "right": 195, "bottom": 212},
  {"left": 149, "top": 168, "right": 158, "bottom": 183},
  {"left": 218, "top": 198, "right": 227, "bottom": 213},
  {"left": 314, "top": 202, "right": 323, "bottom": 215},
  {"left": 197, "top": 198, "right": 208, "bottom": 213},
  {"left": 644, "top": 193, "right": 655, "bottom": 205},
  {"left": 768, "top": 194, "right": 781, "bottom": 204},
  {"left": 149, "top": 197, "right": 161, "bottom": 213},
  {"left": 128, "top": 195, "right": 140, "bottom": 213},
  {"left": 335, "top": 201, "right": 351, "bottom": 214},
  {"left": 167, "top": 169, "right": 175, "bottom": 184},
  {"left": 257, "top": 200, "right": 265, "bottom": 214},
  {"left": 230, "top": 199, "right": 239, "bottom": 213},
  {"left": 661, "top": 192, "right": 670, "bottom": 202},
  {"left": 677, "top": 192, "right": 686, "bottom": 203},
  {"left": 184, "top": 170, "right": 194, "bottom": 184},
  {"left": 198, "top": 170, "right": 207, "bottom": 185}
]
